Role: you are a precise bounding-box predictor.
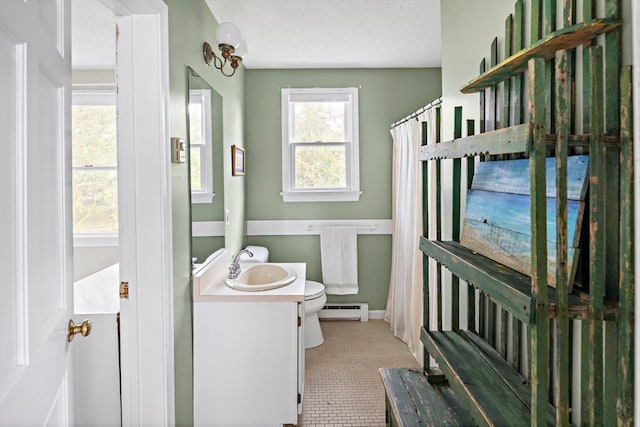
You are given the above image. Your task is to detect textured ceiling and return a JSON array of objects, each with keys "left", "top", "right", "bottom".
[
  {"left": 205, "top": 0, "right": 441, "bottom": 69},
  {"left": 72, "top": 0, "right": 442, "bottom": 70},
  {"left": 72, "top": 0, "right": 115, "bottom": 69}
]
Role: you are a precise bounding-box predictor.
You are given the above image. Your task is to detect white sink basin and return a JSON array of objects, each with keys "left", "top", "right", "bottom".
[{"left": 224, "top": 264, "right": 297, "bottom": 291}]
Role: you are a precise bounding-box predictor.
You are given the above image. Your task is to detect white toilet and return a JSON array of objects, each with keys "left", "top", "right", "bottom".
[{"left": 240, "top": 245, "right": 327, "bottom": 349}]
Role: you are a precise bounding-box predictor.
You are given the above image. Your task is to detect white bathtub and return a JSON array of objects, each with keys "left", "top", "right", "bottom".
[
  {"left": 72, "top": 263, "right": 121, "bottom": 426},
  {"left": 74, "top": 263, "right": 120, "bottom": 314}
]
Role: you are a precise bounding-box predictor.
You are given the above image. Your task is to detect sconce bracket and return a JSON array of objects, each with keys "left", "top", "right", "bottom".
[
  {"left": 203, "top": 41, "right": 216, "bottom": 66},
  {"left": 203, "top": 41, "right": 241, "bottom": 77}
]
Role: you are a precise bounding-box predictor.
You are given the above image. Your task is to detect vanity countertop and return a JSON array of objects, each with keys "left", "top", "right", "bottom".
[{"left": 193, "top": 251, "right": 305, "bottom": 302}]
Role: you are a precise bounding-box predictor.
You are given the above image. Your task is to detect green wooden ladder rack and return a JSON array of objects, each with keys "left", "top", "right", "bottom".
[{"left": 383, "top": 0, "right": 634, "bottom": 426}]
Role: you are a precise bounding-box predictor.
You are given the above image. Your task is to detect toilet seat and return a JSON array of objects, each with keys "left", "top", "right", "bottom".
[{"left": 305, "top": 280, "right": 325, "bottom": 300}]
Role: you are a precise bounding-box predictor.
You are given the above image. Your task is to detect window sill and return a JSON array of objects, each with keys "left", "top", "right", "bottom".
[
  {"left": 192, "top": 192, "right": 215, "bottom": 204},
  {"left": 281, "top": 189, "right": 361, "bottom": 203},
  {"left": 74, "top": 234, "right": 119, "bottom": 247}
]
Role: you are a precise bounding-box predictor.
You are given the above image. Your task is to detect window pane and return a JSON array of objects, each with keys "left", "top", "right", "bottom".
[
  {"left": 72, "top": 105, "right": 117, "bottom": 167},
  {"left": 190, "top": 146, "right": 203, "bottom": 191},
  {"left": 188, "top": 102, "right": 204, "bottom": 145},
  {"left": 293, "top": 102, "right": 346, "bottom": 142},
  {"left": 294, "top": 145, "right": 346, "bottom": 189},
  {"left": 72, "top": 169, "right": 118, "bottom": 233}
]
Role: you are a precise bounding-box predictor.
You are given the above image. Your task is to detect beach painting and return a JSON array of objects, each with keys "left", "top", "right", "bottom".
[{"left": 460, "top": 155, "right": 589, "bottom": 289}]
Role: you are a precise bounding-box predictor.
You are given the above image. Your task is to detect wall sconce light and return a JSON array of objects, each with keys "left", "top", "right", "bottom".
[{"left": 203, "top": 22, "right": 247, "bottom": 77}]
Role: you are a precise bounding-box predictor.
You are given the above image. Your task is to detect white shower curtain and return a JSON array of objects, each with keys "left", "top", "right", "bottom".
[{"left": 385, "top": 108, "right": 437, "bottom": 367}]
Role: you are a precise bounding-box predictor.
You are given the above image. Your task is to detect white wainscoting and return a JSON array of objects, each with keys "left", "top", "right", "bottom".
[
  {"left": 247, "top": 219, "right": 392, "bottom": 236},
  {"left": 192, "top": 221, "right": 226, "bottom": 237},
  {"left": 191, "top": 219, "right": 392, "bottom": 237}
]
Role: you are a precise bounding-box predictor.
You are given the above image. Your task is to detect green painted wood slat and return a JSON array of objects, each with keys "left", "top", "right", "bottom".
[
  {"left": 422, "top": 121, "right": 430, "bottom": 341},
  {"left": 452, "top": 107, "right": 462, "bottom": 331},
  {"left": 488, "top": 38, "right": 498, "bottom": 134},
  {"left": 380, "top": 368, "right": 475, "bottom": 427},
  {"left": 421, "top": 328, "right": 556, "bottom": 427},
  {"left": 583, "top": 44, "right": 606, "bottom": 427},
  {"left": 552, "top": 24, "right": 571, "bottom": 426},
  {"left": 466, "top": 119, "right": 476, "bottom": 332},
  {"left": 502, "top": 14, "right": 513, "bottom": 131},
  {"left": 435, "top": 107, "right": 443, "bottom": 332},
  {"left": 460, "top": 19, "right": 621, "bottom": 94},
  {"left": 616, "top": 65, "right": 634, "bottom": 427},
  {"left": 419, "top": 123, "right": 531, "bottom": 161},
  {"left": 528, "top": 57, "right": 550, "bottom": 427},
  {"left": 604, "top": 0, "right": 621, "bottom": 310},
  {"left": 418, "top": 240, "right": 617, "bottom": 324},
  {"left": 544, "top": 0, "right": 556, "bottom": 134},
  {"left": 485, "top": 39, "right": 497, "bottom": 344},
  {"left": 420, "top": 238, "right": 533, "bottom": 324},
  {"left": 498, "top": 15, "right": 512, "bottom": 357},
  {"left": 601, "top": 2, "right": 622, "bottom": 424},
  {"left": 511, "top": 0, "right": 524, "bottom": 373},
  {"left": 463, "top": 330, "right": 557, "bottom": 426}
]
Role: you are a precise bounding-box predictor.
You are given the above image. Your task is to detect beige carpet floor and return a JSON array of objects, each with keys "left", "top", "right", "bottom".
[{"left": 294, "top": 319, "right": 420, "bottom": 427}]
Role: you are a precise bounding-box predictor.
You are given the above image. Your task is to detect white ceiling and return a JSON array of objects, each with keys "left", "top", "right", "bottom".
[
  {"left": 72, "top": 0, "right": 115, "bottom": 69},
  {"left": 205, "top": 0, "right": 442, "bottom": 69},
  {"left": 71, "top": 0, "right": 442, "bottom": 70}
]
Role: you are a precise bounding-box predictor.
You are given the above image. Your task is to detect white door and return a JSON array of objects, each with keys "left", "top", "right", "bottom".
[
  {"left": 0, "top": 0, "right": 75, "bottom": 426},
  {"left": 69, "top": 1, "right": 174, "bottom": 425}
]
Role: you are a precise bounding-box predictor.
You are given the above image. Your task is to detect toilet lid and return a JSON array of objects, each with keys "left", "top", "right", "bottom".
[{"left": 305, "top": 280, "right": 325, "bottom": 300}]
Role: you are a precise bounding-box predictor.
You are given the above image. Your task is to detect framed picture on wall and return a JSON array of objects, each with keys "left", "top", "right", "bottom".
[{"left": 232, "top": 145, "right": 245, "bottom": 176}]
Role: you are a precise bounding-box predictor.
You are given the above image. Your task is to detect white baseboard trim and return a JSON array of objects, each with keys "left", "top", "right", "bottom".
[
  {"left": 368, "top": 310, "right": 385, "bottom": 320},
  {"left": 318, "top": 304, "right": 386, "bottom": 322},
  {"left": 320, "top": 303, "right": 369, "bottom": 321}
]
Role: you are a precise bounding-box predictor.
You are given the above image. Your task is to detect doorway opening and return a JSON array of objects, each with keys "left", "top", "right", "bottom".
[{"left": 70, "top": 1, "right": 121, "bottom": 425}]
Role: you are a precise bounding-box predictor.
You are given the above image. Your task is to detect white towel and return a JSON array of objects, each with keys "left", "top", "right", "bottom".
[{"left": 320, "top": 226, "right": 358, "bottom": 295}]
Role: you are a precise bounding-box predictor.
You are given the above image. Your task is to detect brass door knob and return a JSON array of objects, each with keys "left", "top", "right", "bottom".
[{"left": 67, "top": 319, "right": 92, "bottom": 342}]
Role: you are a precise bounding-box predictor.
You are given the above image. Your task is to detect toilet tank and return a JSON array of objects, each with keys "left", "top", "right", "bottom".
[{"left": 240, "top": 245, "right": 269, "bottom": 263}]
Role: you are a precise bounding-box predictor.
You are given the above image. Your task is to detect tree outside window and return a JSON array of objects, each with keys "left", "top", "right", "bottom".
[
  {"left": 72, "top": 92, "right": 118, "bottom": 237},
  {"left": 281, "top": 88, "right": 360, "bottom": 202}
]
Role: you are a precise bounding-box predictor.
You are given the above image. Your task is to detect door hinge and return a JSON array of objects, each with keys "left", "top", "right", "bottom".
[
  {"left": 298, "top": 393, "right": 301, "bottom": 404},
  {"left": 119, "top": 281, "right": 129, "bottom": 299},
  {"left": 297, "top": 316, "right": 301, "bottom": 327}
]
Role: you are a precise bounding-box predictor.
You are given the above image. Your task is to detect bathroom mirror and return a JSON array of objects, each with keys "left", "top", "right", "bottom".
[{"left": 187, "top": 67, "right": 225, "bottom": 268}]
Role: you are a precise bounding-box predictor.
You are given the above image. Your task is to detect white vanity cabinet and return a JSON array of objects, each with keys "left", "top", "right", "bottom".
[{"left": 193, "top": 255, "right": 305, "bottom": 427}]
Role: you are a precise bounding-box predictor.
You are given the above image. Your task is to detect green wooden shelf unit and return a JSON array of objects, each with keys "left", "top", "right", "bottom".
[{"left": 381, "top": 0, "right": 633, "bottom": 426}]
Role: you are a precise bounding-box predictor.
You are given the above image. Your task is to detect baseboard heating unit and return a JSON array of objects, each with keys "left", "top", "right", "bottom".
[{"left": 319, "top": 303, "right": 369, "bottom": 321}]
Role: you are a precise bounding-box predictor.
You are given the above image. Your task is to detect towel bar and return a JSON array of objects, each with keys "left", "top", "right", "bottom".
[{"left": 305, "top": 224, "right": 376, "bottom": 231}]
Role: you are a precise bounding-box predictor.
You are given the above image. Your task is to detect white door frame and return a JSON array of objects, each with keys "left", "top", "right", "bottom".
[{"left": 108, "top": 0, "right": 175, "bottom": 425}]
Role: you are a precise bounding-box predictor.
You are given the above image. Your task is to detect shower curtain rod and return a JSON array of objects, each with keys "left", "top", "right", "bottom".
[{"left": 390, "top": 96, "right": 442, "bottom": 129}]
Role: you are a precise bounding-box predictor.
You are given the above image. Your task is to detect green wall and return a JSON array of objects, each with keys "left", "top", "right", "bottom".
[
  {"left": 244, "top": 69, "right": 441, "bottom": 310},
  {"left": 167, "top": 0, "right": 245, "bottom": 424}
]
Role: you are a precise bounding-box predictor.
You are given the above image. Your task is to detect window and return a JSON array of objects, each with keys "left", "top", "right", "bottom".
[
  {"left": 72, "top": 91, "right": 118, "bottom": 245},
  {"left": 281, "top": 87, "right": 360, "bottom": 202},
  {"left": 189, "top": 89, "right": 214, "bottom": 203}
]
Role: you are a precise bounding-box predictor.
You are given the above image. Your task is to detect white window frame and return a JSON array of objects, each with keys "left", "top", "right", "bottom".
[
  {"left": 189, "top": 88, "right": 214, "bottom": 204},
  {"left": 281, "top": 87, "right": 360, "bottom": 202},
  {"left": 72, "top": 90, "right": 119, "bottom": 247}
]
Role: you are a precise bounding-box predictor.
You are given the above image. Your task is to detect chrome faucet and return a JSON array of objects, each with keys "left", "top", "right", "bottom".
[{"left": 228, "top": 249, "right": 253, "bottom": 279}]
